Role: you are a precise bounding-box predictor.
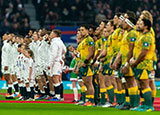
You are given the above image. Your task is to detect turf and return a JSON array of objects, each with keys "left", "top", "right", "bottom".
[{"left": 0, "top": 103, "right": 160, "bottom": 115}]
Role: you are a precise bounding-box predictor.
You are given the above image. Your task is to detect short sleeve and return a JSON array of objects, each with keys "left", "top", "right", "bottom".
[
  {"left": 127, "top": 31, "right": 137, "bottom": 43},
  {"left": 29, "top": 59, "right": 33, "bottom": 67},
  {"left": 87, "top": 37, "right": 95, "bottom": 46},
  {"left": 141, "top": 36, "right": 152, "bottom": 50}
]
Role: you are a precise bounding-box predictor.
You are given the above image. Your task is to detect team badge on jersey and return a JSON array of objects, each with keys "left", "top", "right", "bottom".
[
  {"left": 131, "top": 37, "right": 136, "bottom": 42},
  {"left": 143, "top": 42, "right": 149, "bottom": 47}
]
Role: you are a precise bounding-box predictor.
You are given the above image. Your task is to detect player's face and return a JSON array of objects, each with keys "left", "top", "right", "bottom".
[
  {"left": 103, "top": 28, "right": 109, "bottom": 38},
  {"left": 80, "top": 27, "right": 88, "bottom": 37},
  {"left": 89, "top": 28, "right": 94, "bottom": 36},
  {"left": 7, "top": 34, "right": 12, "bottom": 41},
  {"left": 68, "top": 46, "right": 74, "bottom": 52},
  {"left": 106, "top": 22, "right": 112, "bottom": 32},
  {"left": 99, "top": 22, "right": 105, "bottom": 30},
  {"left": 113, "top": 15, "right": 119, "bottom": 25},
  {"left": 2, "top": 34, "right": 7, "bottom": 41},
  {"left": 122, "top": 20, "right": 128, "bottom": 30},
  {"left": 33, "top": 32, "right": 38, "bottom": 42},
  {"left": 77, "top": 30, "right": 81, "bottom": 39},
  {"left": 49, "top": 31, "right": 57, "bottom": 39},
  {"left": 12, "top": 37, "right": 16, "bottom": 43},
  {"left": 139, "top": 20, "right": 145, "bottom": 31},
  {"left": 136, "top": 20, "right": 141, "bottom": 31},
  {"left": 94, "top": 27, "right": 100, "bottom": 36}
]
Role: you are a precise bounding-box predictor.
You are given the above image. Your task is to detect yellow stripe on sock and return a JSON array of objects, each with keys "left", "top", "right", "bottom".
[
  {"left": 141, "top": 98, "right": 144, "bottom": 102},
  {"left": 105, "top": 93, "right": 108, "bottom": 99},
  {"left": 142, "top": 88, "right": 151, "bottom": 94},
  {"left": 152, "top": 90, "right": 156, "bottom": 98},
  {"left": 114, "top": 89, "right": 118, "bottom": 94},
  {"left": 100, "top": 88, "right": 106, "bottom": 93},
  {"left": 121, "top": 89, "right": 126, "bottom": 94},
  {"left": 86, "top": 95, "right": 94, "bottom": 99},
  {"left": 81, "top": 86, "right": 86, "bottom": 92},
  {"left": 138, "top": 90, "right": 140, "bottom": 95},
  {"left": 126, "top": 96, "right": 130, "bottom": 103},
  {"left": 128, "top": 86, "right": 138, "bottom": 95},
  {"left": 106, "top": 85, "right": 114, "bottom": 90}
]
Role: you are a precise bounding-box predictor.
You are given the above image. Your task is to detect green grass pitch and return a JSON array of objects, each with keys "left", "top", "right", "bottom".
[{"left": 0, "top": 89, "right": 160, "bottom": 114}]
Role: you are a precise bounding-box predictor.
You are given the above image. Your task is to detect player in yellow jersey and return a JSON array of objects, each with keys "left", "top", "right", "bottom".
[
  {"left": 97, "top": 20, "right": 116, "bottom": 107},
  {"left": 119, "top": 11, "right": 139, "bottom": 110},
  {"left": 139, "top": 10, "right": 157, "bottom": 106},
  {"left": 78, "top": 25, "right": 95, "bottom": 106},
  {"left": 130, "top": 19, "right": 155, "bottom": 112}
]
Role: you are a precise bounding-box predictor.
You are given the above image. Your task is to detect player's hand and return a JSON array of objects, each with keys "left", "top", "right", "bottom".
[
  {"left": 82, "top": 63, "right": 86, "bottom": 68},
  {"left": 99, "top": 64, "right": 103, "bottom": 72},
  {"left": 4, "top": 66, "right": 8, "bottom": 71},
  {"left": 109, "top": 60, "right": 113, "bottom": 69},
  {"left": 28, "top": 77, "right": 31, "bottom": 81},
  {"left": 120, "top": 66, "right": 129, "bottom": 75},
  {"left": 129, "top": 58, "right": 136, "bottom": 68}
]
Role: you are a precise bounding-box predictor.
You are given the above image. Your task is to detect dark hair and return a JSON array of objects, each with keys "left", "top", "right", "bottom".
[
  {"left": 27, "top": 49, "right": 35, "bottom": 62},
  {"left": 18, "top": 44, "right": 22, "bottom": 48},
  {"left": 128, "top": 17, "right": 137, "bottom": 25},
  {"left": 115, "top": 12, "right": 122, "bottom": 18},
  {"left": 88, "top": 25, "right": 96, "bottom": 31},
  {"left": 52, "top": 29, "right": 61, "bottom": 37},
  {"left": 80, "top": 24, "right": 89, "bottom": 30},
  {"left": 142, "top": 18, "right": 151, "bottom": 30},
  {"left": 127, "top": 11, "right": 137, "bottom": 19},
  {"left": 101, "top": 20, "right": 108, "bottom": 26}
]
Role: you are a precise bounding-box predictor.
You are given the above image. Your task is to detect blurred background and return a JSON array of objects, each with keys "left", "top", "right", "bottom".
[{"left": 0, "top": 0, "right": 160, "bottom": 79}]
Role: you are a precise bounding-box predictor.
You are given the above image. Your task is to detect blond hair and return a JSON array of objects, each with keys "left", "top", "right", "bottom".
[{"left": 141, "top": 10, "right": 153, "bottom": 25}]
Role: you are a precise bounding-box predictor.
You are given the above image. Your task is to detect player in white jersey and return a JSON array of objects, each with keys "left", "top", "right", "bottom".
[
  {"left": 10, "top": 35, "right": 20, "bottom": 97},
  {"left": 48, "top": 29, "right": 66, "bottom": 101},
  {"left": 1, "top": 33, "right": 13, "bottom": 98},
  {"left": 22, "top": 48, "right": 35, "bottom": 100}
]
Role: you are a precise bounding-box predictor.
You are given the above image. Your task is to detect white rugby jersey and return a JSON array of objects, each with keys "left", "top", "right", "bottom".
[
  {"left": 10, "top": 43, "right": 19, "bottom": 67},
  {"left": 36, "top": 40, "right": 49, "bottom": 66},
  {"left": 1, "top": 41, "right": 12, "bottom": 67},
  {"left": 48, "top": 37, "right": 66, "bottom": 67}
]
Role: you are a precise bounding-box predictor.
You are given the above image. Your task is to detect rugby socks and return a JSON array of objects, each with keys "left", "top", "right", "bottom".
[
  {"left": 121, "top": 89, "right": 126, "bottom": 104},
  {"left": 8, "top": 84, "right": 12, "bottom": 95},
  {"left": 60, "top": 82, "right": 64, "bottom": 99},
  {"left": 13, "top": 81, "right": 19, "bottom": 93},
  {"left": 125, "top": 89, "right": 130, "bottom": 105},
  {"left": 73, "top": 88, "right": 78, "bottom": 101},
  {"left": 26, "top": 87, "right": 31, "bottom": 99},
  {"left": 140, "top": 89, "right": 144, "bottom": 105},
  {"left": 152, "top": 90, "right": 156, "bottom": 104},
  {"left": 93, "top": 80, "right": 99, "bottom": 105},
  {"left": 30, "top": 87, "right": 34, "bottom": 99},
  {"left": 128, "top": 86, "right": 138, "bottom": 107},
  {"left": 81, "top": 85, "right": 86, "bottom": 103},
  {"left": 18, "top": 83, "right": 23, "bottom": 96},
  {"left": 142, "top": 88, "right": 153, "bottom": 107},
  {"left": 100, "top": 88, "right": 106, "bottom": 105},
  {"left": 107, "top": 85, "right": 114, "bottom": 103},
  {"left": 114, "top": 89, "right": 119, "bottom": 104},
  {"left": 54, "top": 83, "right": 61, "bottom": 99},
  {"left": 44, "top": 86, "right": 49, "bottom": 95},
  {"left": 86, "top": 95, "right": 94, "bottom": 104}
]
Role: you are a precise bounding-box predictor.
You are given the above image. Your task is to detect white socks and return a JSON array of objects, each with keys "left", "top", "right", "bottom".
[{"left": 73, "top": 88, "right": 78, "bottom": 101}]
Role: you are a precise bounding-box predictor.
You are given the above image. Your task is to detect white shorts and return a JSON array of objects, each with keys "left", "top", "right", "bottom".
[
  {"left": 51, "top": 62, "right": 61, "bottom": 76},
  {"left": 10, "top": 65, "right": 17, "bottom": 75},
  {"left": 35, "top": 65, "right": 44, "bottom": 76},
  {"left": 70, "top": 78, "right": 78, "bottom": 81}
]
